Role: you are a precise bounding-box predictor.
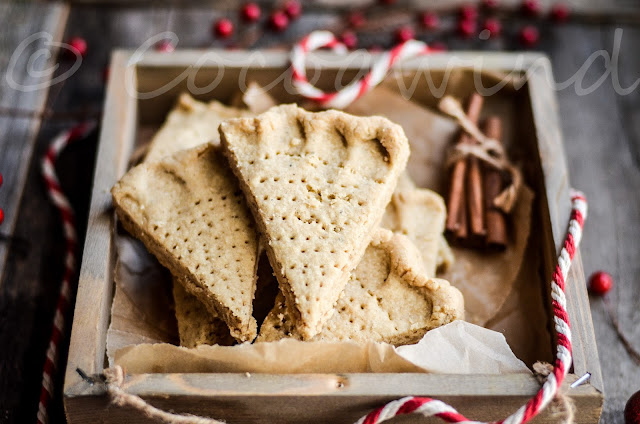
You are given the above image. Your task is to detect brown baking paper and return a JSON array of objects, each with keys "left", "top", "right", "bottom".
[{"left": 107, "top": 84, "right": 542, "bottom": 374}]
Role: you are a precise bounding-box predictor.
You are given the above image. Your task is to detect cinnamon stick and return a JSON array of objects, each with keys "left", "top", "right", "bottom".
[
  {"left": 467, "top": 152, "right": 486, "bottom": 245},
  {"left": 482, "top": 117, "right": 508, "bottom": 250},
  {"left": 445, "top": 93, "right": 484, "bottom": 242}
]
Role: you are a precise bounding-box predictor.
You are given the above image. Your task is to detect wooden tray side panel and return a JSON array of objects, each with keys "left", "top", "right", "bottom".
[
  {"left": 64, "top": 51, "right": 138, "bottom": 394},
  {"left": 65, "top": 374, "right": 602, "bottom": 424},
  {"left": 526, "top": 59, "right": 604, "bottom": 393}
]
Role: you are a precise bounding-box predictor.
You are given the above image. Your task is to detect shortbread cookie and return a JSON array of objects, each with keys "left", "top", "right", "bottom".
[
  {"left": 145, "top": 93, "right": 250, "bottom": 163},
  {"left": 220, "top": 104, "right": 410, "bottom": 339},
  {"left": 173, "top": 279, "right": 235, "bottom": 348},
  {"left": 381, "top": 189, "right": 446, "bottom": 277},
  {"left": 174, "top": 251, "right": 278, "bottom": 347},
  {"left": 258, "top": 229, "right": 464, "bottom": 345},
  {"left": 385, "top": 173, "right": 453, "bottom": 274},
  {"left": 142, "top": 94, "right": 250, "bottom": 345},
  {"left": 230, "top": 81, "right": 278, "bottom": 114},
  {"left": 112, "top": 144, "right": 259, "bottom": 342}
]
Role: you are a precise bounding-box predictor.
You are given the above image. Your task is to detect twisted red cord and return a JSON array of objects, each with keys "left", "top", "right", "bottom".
[{"left": 36, "top": 121, "right": 95, "bottom": 424}]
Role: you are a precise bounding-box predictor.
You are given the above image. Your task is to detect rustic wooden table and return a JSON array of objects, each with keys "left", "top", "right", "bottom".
[{"left": 0, "top": 2, "right": 638, "bottom": 423}]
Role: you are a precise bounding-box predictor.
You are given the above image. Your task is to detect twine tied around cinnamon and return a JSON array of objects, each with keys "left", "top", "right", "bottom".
[
  {"left": 103, "top": 366, "right": 224, "bottom": 424},
  {"left": 438, "top": 95, "right": 522, "bottom": 213}
]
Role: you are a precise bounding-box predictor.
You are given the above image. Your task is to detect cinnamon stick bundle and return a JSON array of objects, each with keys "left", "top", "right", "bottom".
[{"left": 445, "top": 93, "right": 483, "bottom": 243}]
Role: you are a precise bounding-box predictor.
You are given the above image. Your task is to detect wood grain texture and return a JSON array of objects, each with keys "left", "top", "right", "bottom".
[
  {"left": 547, "top": 23, "right": 640, "bottom": 424},
  {"left": 65, "top": 373, "right": 602, "bottom": 424},
  {"left": 0, "top": 3, "right": 71, "bottom": 423},
  {"left": 0, "top": 3, "right": 69, "bottom": 286},
  {"left": 64, "top": 51, "right": 137, "bottom": 393}
]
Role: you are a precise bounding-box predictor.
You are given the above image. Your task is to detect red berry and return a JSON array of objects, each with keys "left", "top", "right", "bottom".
[
  {"left": 394, "top": 26, "right": 414, "bottom": 43},
  {"left": 0, "top": 208, "right": 4, "bottom": 226},
  {"left": 482, "top": 0, "right": 499, "bottom": 9},
  {"left": 102, "top": 66, "right": 110, "bottom": 82},
  {"left": 550, "top": 3, "right": 570, "bottom": 22},
  {"left": 66, "top": 37, "right": 87, "bottom": 58},
  {"left": 214, "top": 18, "right": 234, "bottom": 38},
  {"left": 241, "top": 3, "right": 261, "bottom": 22},
  {"left": 457, "top": 19, "right": 477, "bottom": 38},
  {"left": 0, "top": 172, "right": 3, "bottom": 187},
  {"left": 430, "top": 41, "right": 447, "bottom": 52},
  {"left": 625, "top": 390, "right": 640, "bottom": 424},
  {"left": 269, "top": 11, "right": 289, "bottom": 32},
  {"left": 284, "top": 0, "right": 302, "bottom": 19},
  {"left": 521, "top": 0, "right": 541, "bottom": 16},
  {"left": 519, "top": 25, "right": 539, "bottom": 46},
  {"left": 482, "top": 18, "right": 501, "bottom": 38},
  {"left": 379, "top": 0, "right": 396, "bottom": 4},
  {"left": 155, "top": 39, "right": 175, "bottom": 52},
  {"left": 588, "top": 271, "right": 613, "bottom": 296},
  {"left": 459, "top": 4, "right": 478, "bottom": 21},
  {"left": 340, "top": 31, "right": 358, "bottom": 50},
  {"left": 419, "top": 12, "right": 439, "bottom": 30},
  {"left": 347, "top": 11, "right": 366, "bottom": 29}
]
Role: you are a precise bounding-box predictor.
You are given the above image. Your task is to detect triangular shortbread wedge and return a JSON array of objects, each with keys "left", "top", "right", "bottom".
[
  {"left": 142, "top": 93, "right": 251, "bottom": 347},
  {"left": 257, "top": 229, "right": 464, "bottom": 345},
  {"left": 112, "top": 143, "right": 259, "bottom": 342},
  {"left": 220, "top": 104, "right": 410, "bottom": 339},
  {"left": 381, "top": 188, "right": 446, "bottom": 277},
  {"left": 144, "top": 93, "right": 251, "bottom": 163},
  {"left": 173, "top": 279, "right": 235, "bottom": 348}
]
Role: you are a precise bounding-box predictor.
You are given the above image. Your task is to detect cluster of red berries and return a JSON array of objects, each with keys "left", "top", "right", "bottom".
[
  {"left": 452, "top": 0, "right": 569, "bottom": 46},
  {"left": 213, "top": 0, "right": 302, "bottom": 40},
  {"left": 340, "top": 0, "right": 571, "bottom": 50}
]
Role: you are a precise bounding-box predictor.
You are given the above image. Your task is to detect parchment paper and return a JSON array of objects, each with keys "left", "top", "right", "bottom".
[{"left": 107, "top": 84, "right": 543, "bottom": 374}]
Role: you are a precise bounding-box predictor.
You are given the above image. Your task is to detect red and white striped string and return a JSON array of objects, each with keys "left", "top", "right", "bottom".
[
  {"left": 291, "top": 31, "right": 587, "bottom": 424},
  {"left": 354, "top": 192, "right": 586, "bottom": 424},
  {"left": 291, "top": 31, "right": 432, "bottom": 109},
  {"left": 37, "top": 121, "right": 95, "bottom": 424}
]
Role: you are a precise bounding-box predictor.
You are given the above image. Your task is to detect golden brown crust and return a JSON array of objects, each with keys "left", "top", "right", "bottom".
[
  {"left": 220, "top": 104, "right": 410, "bottom": 340},
  {"left": 144, "top": 93, "right": 251, "bottom": 163},
  {"left": 381, "top": 188, "right": 446, "bottom": 277},
  {"left": 112, "top": 144, "right": 259, "bottom": 342}
]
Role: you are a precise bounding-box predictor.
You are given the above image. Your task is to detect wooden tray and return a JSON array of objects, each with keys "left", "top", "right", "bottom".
[{"left": 64, "top": 50, "right": 604, "bottom": 423}]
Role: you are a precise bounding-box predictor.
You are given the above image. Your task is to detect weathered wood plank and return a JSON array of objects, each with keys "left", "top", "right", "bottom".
[
  {"left": 548, "top": 23, "right": 640, "bottom": 424},
  {"left": 65, "top": 373, "right": 602, "bottom": 424},
  {"left": 0, "top": 3, "right": 70, "bottom": 423},
  {"left": 0, "top": 3, "right": 69, "bottom": 286}
]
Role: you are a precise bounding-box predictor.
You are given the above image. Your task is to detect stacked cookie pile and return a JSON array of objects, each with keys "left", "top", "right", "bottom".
[{"left": 111, "top": 94, "right": 464, "bottom": 348}]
